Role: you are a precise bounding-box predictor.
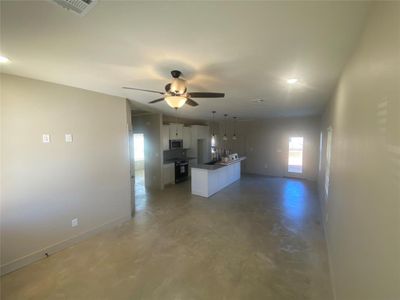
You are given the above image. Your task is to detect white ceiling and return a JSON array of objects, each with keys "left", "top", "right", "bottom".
[{"left": 1, "top": 1, "right": 370, "bottom": 120}]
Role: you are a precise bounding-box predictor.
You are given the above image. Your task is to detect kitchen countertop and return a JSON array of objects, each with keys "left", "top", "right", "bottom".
[
  {"left": 163, "top": 157, "right": 197, "bottom": 164},
  {"left": 190, "top": 164, "right": 225, "bottom": 171},
  {"left": 192, "top": 157, "right": 246, "bottom": 171}
]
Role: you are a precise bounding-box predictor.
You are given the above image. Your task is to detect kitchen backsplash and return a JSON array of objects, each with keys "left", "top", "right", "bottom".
[{"left": 164, "top": 149, "right": 187, "bottom": 162}]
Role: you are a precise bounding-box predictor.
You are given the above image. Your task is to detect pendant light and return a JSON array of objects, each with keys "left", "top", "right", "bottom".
[
  {"left": 223, "top": 114, "right": 228, "bottom": 141},
  {"left": 211, "top": 111, "right": 216, "bottom": 137},
  {"left": 232, "top": 116, "right": 237, "bottom": 140}
]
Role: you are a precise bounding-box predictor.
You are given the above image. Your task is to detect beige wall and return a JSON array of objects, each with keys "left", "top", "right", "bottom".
[
  {"left": 218, "top": 116, "right": 321, "bottom": 181},
  {"left": 132, "top": 113, "right": 163, "bottom": 190},
  {"left": 318, "top": 2, "right": 400, "bottom": 299},
  {"left": 0, "top": 74, "right": 132, "bottom": 274}
]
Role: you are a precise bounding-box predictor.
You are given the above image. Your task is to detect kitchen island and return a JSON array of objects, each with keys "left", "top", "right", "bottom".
[{"left": 191, "top": 157, "right": 246, "bottom": 198}]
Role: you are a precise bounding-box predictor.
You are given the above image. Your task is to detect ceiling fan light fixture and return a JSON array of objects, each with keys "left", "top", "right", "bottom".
[
  {"left": 170, "top": 78, "right": 186, "bottom": 94},
  {"left": 164, "top": 95, "right": 187, "bottom": 109}
]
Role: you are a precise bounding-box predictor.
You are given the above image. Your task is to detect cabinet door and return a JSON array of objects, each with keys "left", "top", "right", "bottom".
[
  {"left": 183, "top": 127, "right": 191, "bottom": 149},
  {"left": 169, "top": 124, "right": 177, "bottom": 139},
  {"left": 163, "top": 164, "right": 175, "bottom": 185},
  {"left": 162, "top": 125, "right": 170, "bottom": 150},
  {"left": 169, "top": 123, "right": 184, "bottom": 140},
  {"left": 163, "top": 165, "right": 169, "bottom": 185},
  {"left": 176, "top": 124, "right": 183, "bottom": 139},
  {"left": 169, "top": 164, "right": 175, "bottom": 184}
]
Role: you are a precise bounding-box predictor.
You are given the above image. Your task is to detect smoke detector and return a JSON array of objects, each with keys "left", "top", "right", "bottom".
[{"left": 52, "top": 0, "right": 98, "bottom": 16}]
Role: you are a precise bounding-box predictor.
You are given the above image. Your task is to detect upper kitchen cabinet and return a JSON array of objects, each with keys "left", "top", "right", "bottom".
[
  {"left": 191, "top": 125, "right": 209, "bottom": 140},
  {"left": 162, "top": 125, "right": 170, "bottom": 150},
  {"left": 169, "top": 123, "right": 183, "bottom": 140},
  {"left": 183, "top": 126, "right": 192, "bottom": 149}
]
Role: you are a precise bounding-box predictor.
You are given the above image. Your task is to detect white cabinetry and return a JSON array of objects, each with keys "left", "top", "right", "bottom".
[
  {"left": 191, "top": 125, "right": 209, "bottom": 140},
  {"left": 169, "top": 123, "right": 183, "bottom": 140},
  {"left": 199, "top": 125, "right": 209, "bottom": 139},
  {"left": 183, "top": 126, "right": 191, "bottom": 149},
  {"left": 162, "top": 125, "right": 170, "bottom": 150},
  {"left": 163, "top": 163, "right": 175, "bottom": 186},
  {"left": 191, "top": 160, "right": 243, "bottom": 197},
  {"left": 189, "top": 125, "right": 210, "bottom": 163}
]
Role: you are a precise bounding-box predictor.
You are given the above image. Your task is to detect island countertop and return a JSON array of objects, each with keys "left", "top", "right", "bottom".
[{"left": 191, "top": 157, "right": 246, "bottom": 171}]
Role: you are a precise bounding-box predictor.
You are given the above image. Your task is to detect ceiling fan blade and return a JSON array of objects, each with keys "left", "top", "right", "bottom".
[
  {"left": 123, "top": 87, "right": 164, "bottom": 95},
  {"left": 188, "top": 92, "right": 225, "bottom": 98},
  {"left": 149, "top": 98, "right": 165, "bottom": 104},
  {"left": 186, "top": 98, "right": 199, "bottom": 107}
]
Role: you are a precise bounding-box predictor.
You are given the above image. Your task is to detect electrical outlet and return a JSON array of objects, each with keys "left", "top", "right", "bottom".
[
  {"left": 71, "top": 218, "right": 78, "bottom": 227},
  {"left": 42, "top": 134, "right": 50, "bottom": 143}
]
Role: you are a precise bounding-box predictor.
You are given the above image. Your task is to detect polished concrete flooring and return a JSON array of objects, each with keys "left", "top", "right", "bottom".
[{"left": 1, "top": 175, "right": 333, "bottom": 300}]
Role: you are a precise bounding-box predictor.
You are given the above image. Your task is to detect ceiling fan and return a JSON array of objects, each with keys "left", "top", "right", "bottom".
[{"left": 123, "top": 70, "right": 225, "bottom": 109}]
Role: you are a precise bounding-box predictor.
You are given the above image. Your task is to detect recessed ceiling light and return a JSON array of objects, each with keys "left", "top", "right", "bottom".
[
  {"left": 0, "top": 56, "right": 10, "bottom": 63},
  {"left": 253, "top": 99, "right": 265, "bottom": 103},
  {"left": 287, "top": 78, "right": 299, "bottom": 84}
]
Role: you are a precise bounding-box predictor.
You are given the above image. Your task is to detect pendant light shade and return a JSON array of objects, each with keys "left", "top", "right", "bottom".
[
  {"left": 165, "top": 96, "right": 187, "bottom": 109},
  {"left": 223, "top": 114, "right": 228, "bottom": 141},
  {"left": 232, "top": 116, "right": 237, "bottom": 140},
  {"left": 211, "top": 111, "right": 217, "bottom": 137}
]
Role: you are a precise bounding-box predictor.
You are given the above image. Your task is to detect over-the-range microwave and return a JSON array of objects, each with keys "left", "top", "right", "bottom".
[{"left": 169, "top": 139, "right": 183, "bottom": 150}]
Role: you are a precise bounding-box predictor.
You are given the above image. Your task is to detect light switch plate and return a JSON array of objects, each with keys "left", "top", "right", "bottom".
[
  {"left": 65, "top": 134, "right": 73, "bottom": 143},
  {"left": 42, "top": 134, "right": 50, "bottom": 143}
]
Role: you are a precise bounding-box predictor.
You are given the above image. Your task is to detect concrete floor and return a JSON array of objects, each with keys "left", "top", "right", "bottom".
[{"left": 1, "top": 175, "right": 333, "bottom": 300}]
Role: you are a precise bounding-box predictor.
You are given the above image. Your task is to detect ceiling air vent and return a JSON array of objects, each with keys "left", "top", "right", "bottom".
[{"left": 52, "top": 0, "right": 97, "bottom": 16}]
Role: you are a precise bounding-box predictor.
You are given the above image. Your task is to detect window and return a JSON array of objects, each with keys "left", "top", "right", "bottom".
[
  {"left": 325, "top": 127, "right": 333, "bottom": 197},
  {"left": 133, "top": 133, "right": 144, "bottom": 161},
  {"left": 288, "top": 137, "right": 304, "bottom": 173}
]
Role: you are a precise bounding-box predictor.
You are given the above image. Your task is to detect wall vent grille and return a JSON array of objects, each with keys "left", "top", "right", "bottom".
[{"left": 52, "top": 0, "right": 97, "bottom": 16}]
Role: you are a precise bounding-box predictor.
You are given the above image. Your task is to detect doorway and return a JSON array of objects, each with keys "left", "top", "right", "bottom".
[
  {"left": 133, "top": 133, "right": 145, "bottom": 187},
  {"left": 288, "top": 136, "right": 304, "bottom": 174}
]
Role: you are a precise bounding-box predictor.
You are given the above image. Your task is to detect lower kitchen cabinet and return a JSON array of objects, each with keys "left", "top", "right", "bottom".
[{"left": 163, "top": 163, "right": 175, "bottom": 186}]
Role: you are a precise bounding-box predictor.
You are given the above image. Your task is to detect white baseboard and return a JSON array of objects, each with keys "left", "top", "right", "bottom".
[{"left": 0, "top": 214, "right": 131, "bottom": 276}]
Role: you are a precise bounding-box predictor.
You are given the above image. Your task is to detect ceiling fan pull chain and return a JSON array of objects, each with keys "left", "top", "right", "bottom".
[{"left": 175, "top": 108, "right": 178, "bottom": 136}]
